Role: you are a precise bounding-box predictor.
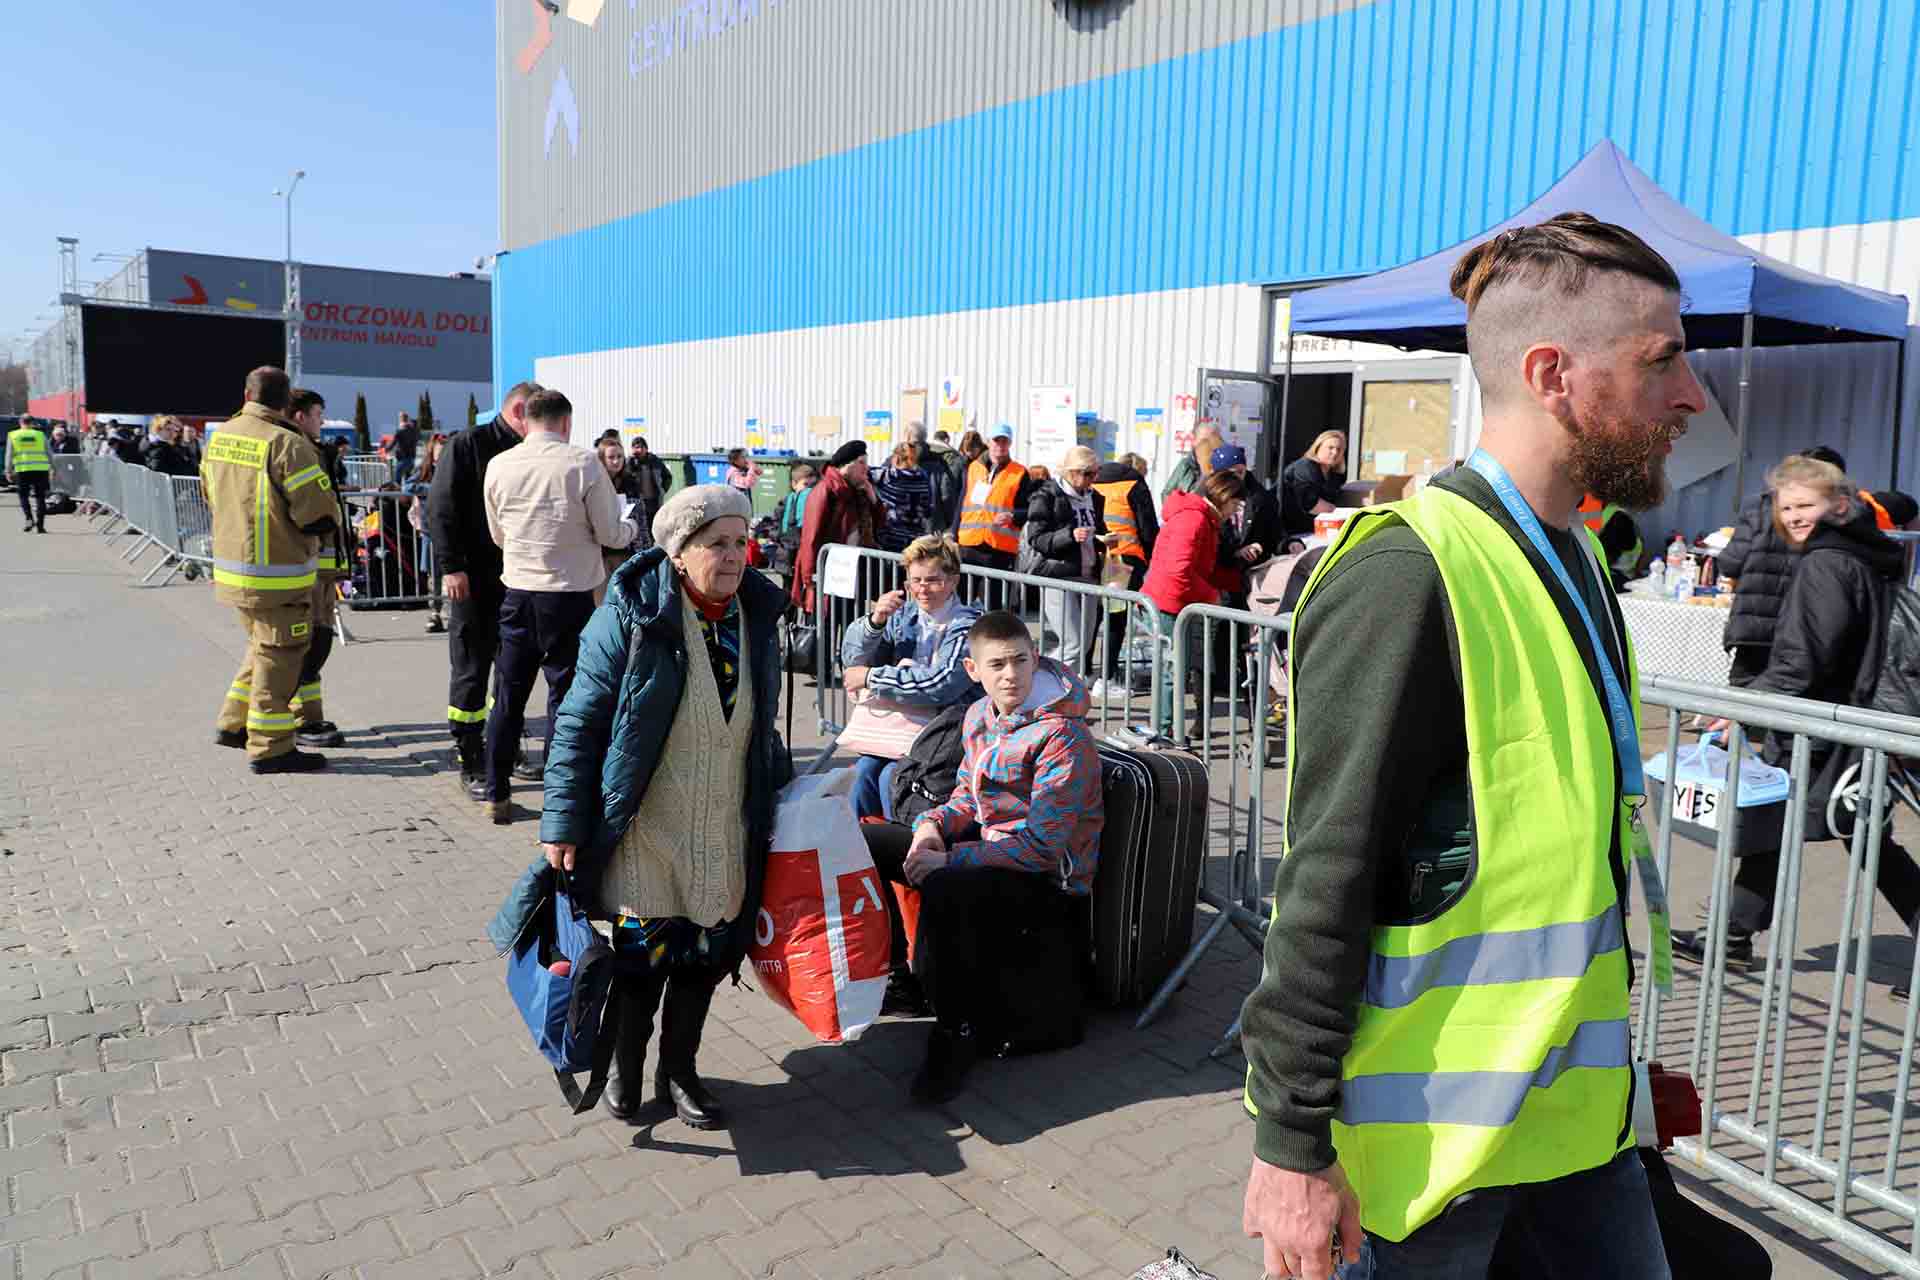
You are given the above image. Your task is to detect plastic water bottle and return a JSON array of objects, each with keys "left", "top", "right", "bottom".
[
  {"left": 1647, "top": 557, "right": 1666, "bottom": 594},
  {"left": 1675, "top": 556, "right": 1698, "bottom": 600},
  {"left": 1666, "top": 536, "right": 1689, "bottom": 600}
]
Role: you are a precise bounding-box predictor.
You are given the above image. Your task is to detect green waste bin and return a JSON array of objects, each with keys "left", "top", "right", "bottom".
[{"left": 752, "top": 457, "right": 790, "bottom": 519}]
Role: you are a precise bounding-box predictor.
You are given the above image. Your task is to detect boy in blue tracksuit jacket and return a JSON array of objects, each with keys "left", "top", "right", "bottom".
[{"left": 838, "top": 535, "right": 981, "bottom": 817}]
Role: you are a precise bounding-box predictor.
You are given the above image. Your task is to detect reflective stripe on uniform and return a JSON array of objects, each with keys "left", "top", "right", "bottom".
[
  {"left": 1338, "top": 1018, "right": 1631, "bottom": 1127},
  {"left": 1363, "top": 906, "right": 1624, "bottom": 1010},
  {"left": 246, "top": 710, "right": 298, "bottom": 732},
  {"left": 213, "top": 567, "right": 317, "bottom": 591},
  {"left": 958, "top": 459, "right": 1025, "bottom": 554},
  {"left": 448, "top": 704, "right": 488, "bottom": 724},
  {"left": 226, "top": 681, "right": 253, "bottom": 702},
  {"left": 284, "top": 464, "right": 329, "bottom": 491},
  {"left": 294, "top": 682, "right": 322, "bottom": 701}
]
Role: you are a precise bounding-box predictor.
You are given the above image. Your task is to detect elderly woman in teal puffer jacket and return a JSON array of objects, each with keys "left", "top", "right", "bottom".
[{"left": 538, "top": 484, "right": 790, "bottom": 1133}]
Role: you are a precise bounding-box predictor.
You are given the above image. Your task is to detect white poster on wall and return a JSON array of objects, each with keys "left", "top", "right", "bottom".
[{"left": 1027, "top": 385, "right": 1077, "bottom": 468}]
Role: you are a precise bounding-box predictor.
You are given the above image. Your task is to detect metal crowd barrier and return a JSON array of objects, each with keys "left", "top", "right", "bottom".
[
  {"left": 807, "top": 544, "right": 1168, "bottom": 742},
  {"left": 1635, "top": 675, "right": 1920, "bottom": 1275},
  {"left": 335, "top": 488, "right": 440, "bottom": 612},
  {"left": 340, "top": 457, "right": 391, "bottom": 491},
  {"left": 1893, "top": 530, "right": 1920, "bottom": 590}
]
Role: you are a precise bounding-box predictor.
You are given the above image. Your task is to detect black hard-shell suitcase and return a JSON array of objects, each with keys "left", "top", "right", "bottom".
[{"left": 1090, "top": 740, "right": 1210, "bottom": 1007}]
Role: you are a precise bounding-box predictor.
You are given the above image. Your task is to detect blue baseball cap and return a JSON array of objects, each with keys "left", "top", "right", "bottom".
[
  {"left": 988, "top": 423, "right": 1014, "bottom": 442},
  {"left": 1210, "top": 443, "right": 1248, "bottom": 470}
]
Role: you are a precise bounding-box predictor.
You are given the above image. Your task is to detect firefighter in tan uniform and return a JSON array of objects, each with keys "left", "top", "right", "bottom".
[
  {"left": 284, "top": 388, "right": 351, "bottom": 747},
  {"left": 206, "top": 368, "right": 341, "bottom": 773}
]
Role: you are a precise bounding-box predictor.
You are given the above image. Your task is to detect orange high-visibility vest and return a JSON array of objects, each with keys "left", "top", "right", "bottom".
[
  {"left": 1092, "top": 477, "right": 1145, "bottom": 561},
  {"left": 959, "top": 458, "right": 1026, "bottom": 554},
  {"left": 1861, "top": 489, "right": 1894, "bottom": 531}
]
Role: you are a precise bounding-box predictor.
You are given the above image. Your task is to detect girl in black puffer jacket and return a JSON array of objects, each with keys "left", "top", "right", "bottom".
[
  {"left": 1696, "top": 456, "right": 1919, "bottom": 984},
  {"left": 1720, "top": 445, "right": 1851, "bottom": 682}
]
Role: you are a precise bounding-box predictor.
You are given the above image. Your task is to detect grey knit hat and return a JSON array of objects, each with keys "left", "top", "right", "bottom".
[{"left": 651, "top": 483, "right": 753, "bottom": 558}]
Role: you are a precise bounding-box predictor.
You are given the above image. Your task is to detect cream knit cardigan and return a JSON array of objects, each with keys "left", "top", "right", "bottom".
[{"left": 600, "top": 594, "right": 752, "bottom": 926}]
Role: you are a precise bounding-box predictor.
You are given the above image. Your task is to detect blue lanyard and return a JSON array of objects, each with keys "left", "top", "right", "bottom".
[{"left": 1466, "top": 450, "right": 1645, "bottom": 799}]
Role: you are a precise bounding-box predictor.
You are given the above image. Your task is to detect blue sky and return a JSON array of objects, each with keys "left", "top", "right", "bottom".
[{"left": 1, "top": 1, "right": 495, "bottom": 366}]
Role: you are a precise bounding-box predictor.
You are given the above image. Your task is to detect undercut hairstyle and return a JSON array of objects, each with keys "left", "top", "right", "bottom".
[
  {"left": 524, "top": 389, "right": 572, "bottom": 426},
  {"left": 967, "top": 609, "right": 1035, "bottom": 653},
  {"left": 900, "top": 534, "right": 962, "bottom": 576},
  {"left": 245, "top": 366, "right": 291, "bottom": 410},
  {"left": 288, "top": 388, "right": 325, "bottom": 417},
  {"left": 1202, "top": 468, "right": 1248, "bottom": 512},
  {"left": 504, "top": 380, "right": 543, "bottom": 407},
  {"left": 1449, "top": 212, "right": 1683, "bottom": 407}
]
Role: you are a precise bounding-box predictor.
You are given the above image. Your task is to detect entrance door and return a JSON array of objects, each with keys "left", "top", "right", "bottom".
[{"left": 1198, "top": 368, "right": 1280, "bottom": 477}]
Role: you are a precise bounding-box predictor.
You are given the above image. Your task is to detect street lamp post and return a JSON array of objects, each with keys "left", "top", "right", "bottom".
[{"left": 273, "top": 170, "right": 306, "bottom": 380}]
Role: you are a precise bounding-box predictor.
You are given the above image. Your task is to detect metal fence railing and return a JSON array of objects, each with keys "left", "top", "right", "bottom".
[
  {"left": 336, "top": 488, "right": 440, "bottom": 612},
  {"left": 1634, "top": 676, "right": 1920, "bottom": 1275},
  {"left": 807, "top": 544, "right": 1169, "bottom": 743},
  {"left": 340, "top": 457, "right": 391, "bottom": 491}
]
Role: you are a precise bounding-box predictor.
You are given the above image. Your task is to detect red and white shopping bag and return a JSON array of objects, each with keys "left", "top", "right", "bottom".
[{"left": 750, "top": 769, "right": 892, "bottom": 1043}]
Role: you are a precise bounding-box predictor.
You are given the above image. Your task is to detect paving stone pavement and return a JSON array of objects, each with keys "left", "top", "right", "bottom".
[{"left": 0, "top": 520, "right": 1906, "bottom": 1279}]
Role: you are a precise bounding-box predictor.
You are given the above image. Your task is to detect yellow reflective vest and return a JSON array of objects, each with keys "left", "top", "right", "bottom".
[
  {"left": 6, "top": 426, "right": 51, "bottom": 474},
  {"left": 1264, "top": 484, "right": 1637, "bottom": 1242},
  {"left": 201, "top": 403, "right": 337, "bottom": 607}
]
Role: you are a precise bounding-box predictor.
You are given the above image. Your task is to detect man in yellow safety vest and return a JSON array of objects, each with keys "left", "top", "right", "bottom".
[
  {"left": 204, "top": 367, "right": 342, "bottom": 773},
  {"left": 6, "top": 416, "right": 53, "bottom": 533},
  {"left": 1240, "top": 214, "right": 1706, "bottom": 1278}
]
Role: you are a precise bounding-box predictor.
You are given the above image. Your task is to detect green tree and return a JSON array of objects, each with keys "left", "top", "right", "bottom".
[
  {"left": 467, "top": 393, "right": 478, "bottom": 429},
  {"left": 353, "top": 393, "right": 370, "bottom": 453},
  {"left": 417, "top": 390, "right": 435, "bottom": 435}
]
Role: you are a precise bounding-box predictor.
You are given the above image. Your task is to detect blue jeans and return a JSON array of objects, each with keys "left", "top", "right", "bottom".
[
  {"left": 850, "top": 754, "right": 899, "bottom": 821},
  {"left": 1340, "top": 1150, "right": 1669, "bottom": 1279}
]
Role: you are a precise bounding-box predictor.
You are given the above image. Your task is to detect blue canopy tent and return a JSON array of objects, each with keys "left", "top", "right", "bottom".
[{"left": 1283, "top": 140, "right": 1911, "bottom": 501}]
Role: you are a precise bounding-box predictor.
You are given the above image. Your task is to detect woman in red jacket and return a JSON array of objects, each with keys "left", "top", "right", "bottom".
[{"left": 1142, "top": 469, "right": 1247, "bottom": 730}]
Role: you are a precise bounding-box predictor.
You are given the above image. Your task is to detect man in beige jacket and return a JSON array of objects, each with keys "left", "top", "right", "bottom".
[{"left": 479, "top": 389, "right": 635, "bottom": 822}]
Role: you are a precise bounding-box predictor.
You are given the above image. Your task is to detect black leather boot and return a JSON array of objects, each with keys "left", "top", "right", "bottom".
[
  {"left": 603, "top": 975, "right": 666, "bottom": 1123},
  {"left": 454, "top": 728, "right": 484, "bottom": 797},
  {"left": 654, "top": 974, "right": 725, "bottom": 1130}
]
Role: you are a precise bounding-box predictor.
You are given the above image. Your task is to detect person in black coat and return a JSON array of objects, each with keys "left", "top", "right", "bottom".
[
  {"left": 427, "top": 383, "right": 535, "bottom": 787},
  {"left": 1690, "top": 456, "right": 1919, "bottom": 983},
  {"left": 1719, "top": 445, "right": 1848, "bottom": 683},
  {"left": 1023, "top": 446, "right": 1106, "bottom": 675},
  {"left": 1280, "top": 429, "right": 1347, "bottom": 536},
  {"left": 1210, "top": 444, "right": 1287, "bottom": 571}
]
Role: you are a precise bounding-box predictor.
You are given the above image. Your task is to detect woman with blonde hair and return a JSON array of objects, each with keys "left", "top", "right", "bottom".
[
  {"left": 1688, "top": 455, "right": 1919, "bottom": 985},
  {"left": 1162, "top": 424, "right": 1224, "bottom": 499},
  {"left": 874, "top": 439, "right": 933, "bottom": 551},
  {"left": 1024, "top": 445, "right": 1107, "bottom": 676},
  {"left": 1282, "top": 428, "right": 1347, "bottom": 535}
]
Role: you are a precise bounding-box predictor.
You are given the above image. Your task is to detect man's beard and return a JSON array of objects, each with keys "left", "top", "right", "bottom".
[{"left": 1565, "top": 392, "right": 1686, "bottom": 511}]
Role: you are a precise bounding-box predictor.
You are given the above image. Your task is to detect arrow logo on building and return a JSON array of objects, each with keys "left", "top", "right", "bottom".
[{"left": 544, "top": 67, "right": 579, "bottom": 157}]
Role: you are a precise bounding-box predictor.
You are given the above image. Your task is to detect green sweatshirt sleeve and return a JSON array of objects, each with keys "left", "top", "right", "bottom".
[{"left": 1239, "top": 529, "right": 1466, "bottom": 1171}]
